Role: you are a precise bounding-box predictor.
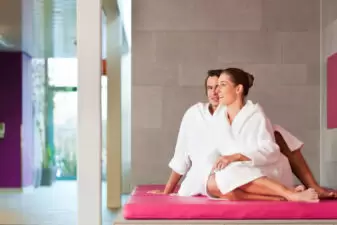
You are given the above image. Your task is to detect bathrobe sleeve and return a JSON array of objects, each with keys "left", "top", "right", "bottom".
[
  {"left": 234, "top": 114, "right": 281, "bottom": 166},
  {"left": 168, "top": 110, "right": 192, "bottom": 175}
]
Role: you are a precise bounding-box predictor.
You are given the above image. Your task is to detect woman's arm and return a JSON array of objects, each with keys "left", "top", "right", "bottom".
[
  {"left": 213, "top": 153, "right": 250, "bottom": 170},
  {"left": 215, "top": 114, "right": 280, "bottom": 169}
]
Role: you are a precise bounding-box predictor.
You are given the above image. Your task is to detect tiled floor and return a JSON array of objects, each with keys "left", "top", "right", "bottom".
[{"left": 0, "top": 181, "right": 128, "bottom": 225}]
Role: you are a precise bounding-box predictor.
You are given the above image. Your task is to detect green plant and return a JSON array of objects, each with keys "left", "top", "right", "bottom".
[
  {"left": 43, "top": 145, "right": 54, "bottom": 168},
  {"left": 60, "top": 156, "right": 77, "bottom": 177}
]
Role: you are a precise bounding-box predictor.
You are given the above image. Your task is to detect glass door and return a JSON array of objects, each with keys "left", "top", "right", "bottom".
[
  {"left": 47, "top": 58, "right": 78, "bottom": 180},
  {"left": 49, "top": 87, "right": 78, "bottom": 180}
]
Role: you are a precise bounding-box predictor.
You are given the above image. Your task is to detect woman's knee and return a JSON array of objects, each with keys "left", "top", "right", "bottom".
[
  {"left": 207, "top": 175, "right": 238, "bottom": 200},
  {"left": 207, "top": 174, "right": 223, "bottom": 197}
]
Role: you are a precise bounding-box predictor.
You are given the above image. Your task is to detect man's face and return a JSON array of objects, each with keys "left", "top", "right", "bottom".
[{"left": 206, "top": 76, "right": 219, "bottom": 108}]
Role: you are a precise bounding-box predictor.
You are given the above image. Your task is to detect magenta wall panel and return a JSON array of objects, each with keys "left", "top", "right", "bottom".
[{"left": 327, "top": 52, "right": 337, "bottom": 129}]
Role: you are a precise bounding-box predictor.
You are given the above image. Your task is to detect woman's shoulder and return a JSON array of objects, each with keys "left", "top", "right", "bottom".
[{"left": 246, "top": 100, "right": 269, "bottom": 121}]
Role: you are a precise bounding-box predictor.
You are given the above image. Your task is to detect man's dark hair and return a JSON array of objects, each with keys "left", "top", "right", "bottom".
[
  {"left": 207, "top": 69, "right": 222, "bottom": 77},
  {"left": 204, "top": 69, "right": 222, "bottom": 95}
]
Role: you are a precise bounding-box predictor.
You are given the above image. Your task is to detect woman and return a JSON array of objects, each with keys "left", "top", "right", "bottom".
[{"left": 205, "top": 68, "right": 318, "bottom": 202}]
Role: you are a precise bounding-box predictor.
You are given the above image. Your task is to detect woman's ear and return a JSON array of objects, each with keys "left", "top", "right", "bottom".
[{"left": 236, "top": 84, "right": 244, "bottom": 95}]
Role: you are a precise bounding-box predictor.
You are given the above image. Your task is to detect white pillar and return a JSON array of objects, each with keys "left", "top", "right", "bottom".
[
  {"left": 77, "top": 0, "right": 102, "bottom": 224},
  {"left": 106, "top": 11, "right": 122, "bottom": 209}
]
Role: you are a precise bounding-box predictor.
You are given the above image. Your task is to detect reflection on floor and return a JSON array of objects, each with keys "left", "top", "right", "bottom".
[{"left": 0, "top": 181, "right": 129, "bottom": 225}]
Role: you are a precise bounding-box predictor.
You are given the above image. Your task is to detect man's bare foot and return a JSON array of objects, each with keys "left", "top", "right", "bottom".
[
  {"left": 313, "top": 186, "right": 337, "bottom": 199},
  {"left": 294, "top": 185, "right": 305, "bottom": 192},
  {"left": 286, "top": 188, "right": 319, "bottom": 203}
]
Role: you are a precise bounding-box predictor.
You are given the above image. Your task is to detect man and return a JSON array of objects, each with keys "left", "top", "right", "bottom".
[{"left": 156, "top": 69, "right": 336, "bottom": 199}]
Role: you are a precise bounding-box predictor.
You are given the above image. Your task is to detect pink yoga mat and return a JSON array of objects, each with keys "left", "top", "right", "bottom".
[
  {"left": 327, "top": 52, "right": 337, "bottom": 129},
  {"left": 123, "top": 185, "right": 337, "bottom": 220}
]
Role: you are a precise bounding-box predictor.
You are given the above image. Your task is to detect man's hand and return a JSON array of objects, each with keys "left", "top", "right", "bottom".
[
  {"left": 147, "top": 190, "right": 176, "bottom": 196},
  {"left": 213, "top": 154, "right": 239, "bottom": 171},
  {"left": 147, "top": 190, "right": 165, "bottom": 194}
]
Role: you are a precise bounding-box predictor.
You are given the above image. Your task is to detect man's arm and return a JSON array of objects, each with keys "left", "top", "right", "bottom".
[
  {"left": 163, "top": 171, "right": 183, "bottom": 194},
  {"left": 150, "top": 108, "right": 192, "bottom": 195}
]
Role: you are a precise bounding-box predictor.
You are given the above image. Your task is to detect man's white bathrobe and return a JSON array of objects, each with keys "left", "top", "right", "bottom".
[{"left": 169, "top": 101, "right": 303, "bottom": 197}]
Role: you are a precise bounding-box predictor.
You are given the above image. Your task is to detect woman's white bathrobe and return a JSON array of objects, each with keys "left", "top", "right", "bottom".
[
  {"left": 169, "top": 101, "right": 301, "bottom": 197},
  {"left": 209, "top": 101, "right": 293, "bottom": 195}
]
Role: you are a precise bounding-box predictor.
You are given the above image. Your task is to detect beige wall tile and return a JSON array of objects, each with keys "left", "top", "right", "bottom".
[
  {"left": 217, "top": 32, "right": 282, "bottom": 63},
  {"left": 132, "top": 61, "right": 178, "bottom": 86},
  {"left": 132, "top": 86, "right": 163, "bottom": 129},
  {"left": 281, "top": 32, "right": 320, "bottom": 64},
  {"left": 131, "top": 128, "right": 172, "bottom": 185},
  {"left": 262, "top": 0, "right": 319, "bottom": 31},
  {"left": 244, "top": 64, "right": 308, "bottom": 86},
  {"left": 154, "top": 31, "right": 218, "bottom": 65},
  {"left": 133, "top": 0, "right": 262, "bottom": 31},
  {"left": 132, "top": 0, "right": 195, "bottom": 31},
  {"left": 189, "top": 0, "right": 262, "bottom": 31},
  {"left": 306, "top": 63, "right": 321, "bottom": 85},
  {"left": 132, "top": 31, "right": 156, "bottom": 64}
]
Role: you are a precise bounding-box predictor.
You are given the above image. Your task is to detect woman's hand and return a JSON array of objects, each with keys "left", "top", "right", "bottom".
[{"left": 213, "top": 154, "right": 240, "bottom": 171}]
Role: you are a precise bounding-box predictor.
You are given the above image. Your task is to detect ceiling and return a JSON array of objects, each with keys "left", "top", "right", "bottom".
[
  {"left": 0, "top": 0, "right": 129, "bottom": 58},
  {"left": 0, "top": 0, "right": 77, "bottom": 58},
  {"left": 0, "top": 0, "right": 22, "bottom": 52},
  {"left": 52, "top": 0, "right": 77, "bottom": 57}
]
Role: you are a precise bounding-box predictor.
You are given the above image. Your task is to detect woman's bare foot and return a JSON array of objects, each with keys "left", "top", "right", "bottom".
[
  {"left": 294, "top": 185, "right": 305, "bottom": 192},
  {"left": 285, "top": 188, "right": 319, "bottom": 202}
]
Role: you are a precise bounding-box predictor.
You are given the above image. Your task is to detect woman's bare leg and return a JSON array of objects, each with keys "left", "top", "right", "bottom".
[
  {"left": 207, "top": 174, "right": 285, "bottom": 201},
  {"left": 238, "top": 176, "right": 319, "bottom": 202},
  {"left": 275, "top": 131, "right": 337, "bottom": 199},
  {"left": 207, "top": 173, "right": 319, "bottom": 202},
  {"left": 232, "top": 188, "right": 286, "bottom": 201}
]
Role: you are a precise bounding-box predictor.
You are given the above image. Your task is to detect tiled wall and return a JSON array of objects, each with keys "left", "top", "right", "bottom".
[
  {"left": 132, "top": 0, "right": 320, "bottom": 185},
  {"left": 321, "top": 0, "right": 337, "bottom": 188}
]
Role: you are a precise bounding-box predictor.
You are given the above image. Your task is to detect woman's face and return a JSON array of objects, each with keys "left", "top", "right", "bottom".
[{"left": 217, "top": 73, "right": 242, "bottom": 106}]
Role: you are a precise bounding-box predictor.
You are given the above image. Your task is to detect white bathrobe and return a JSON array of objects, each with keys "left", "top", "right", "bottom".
[
  {"left": 169, "top": 103, "right": 216, "bottom": 196},
  {"left": 169, "top": 102, "right": 302, "bottom": 197},
  {"left": 209, "top": 101, "right": 293, "bottom": 195}
]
